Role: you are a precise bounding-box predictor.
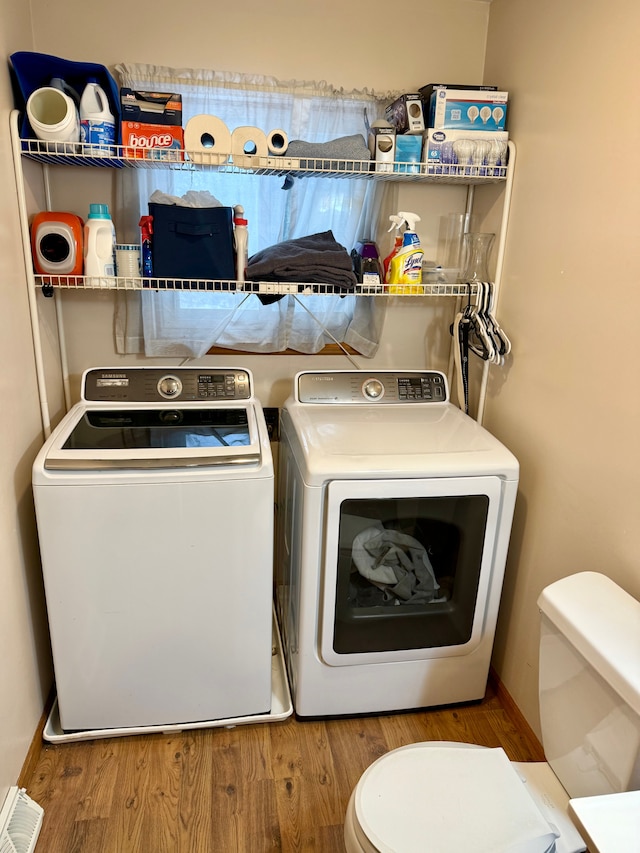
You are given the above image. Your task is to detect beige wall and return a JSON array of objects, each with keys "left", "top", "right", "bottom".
[
  {"left": 484, "top": 0, "right": 640, "bottom": 733},
  {"left": 0, "top": 0, "right": 53, "bottom": 804}
]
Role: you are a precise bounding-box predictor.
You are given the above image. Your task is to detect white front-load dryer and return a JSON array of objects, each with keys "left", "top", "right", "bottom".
[
  {"left": 33, "top": 366, "right": 275, "bottom": 733},
  {"left": 275, "top": 370, "right": 519, "bottom": 718}
]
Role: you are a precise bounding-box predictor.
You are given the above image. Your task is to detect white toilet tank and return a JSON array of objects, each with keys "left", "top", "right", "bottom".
[{"left": 537, "top": 571, "right": 640, "bottom": 799}]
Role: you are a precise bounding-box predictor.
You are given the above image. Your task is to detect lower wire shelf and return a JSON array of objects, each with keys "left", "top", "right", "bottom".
[{"left": 36, "top": 275, "right": 478, "bottom": 297}]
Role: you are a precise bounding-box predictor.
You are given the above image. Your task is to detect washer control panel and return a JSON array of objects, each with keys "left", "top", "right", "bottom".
[
  {"left": 82, "top": 368, "right": 252, "bottom": 402},
  {"left": 296, "top": 371, "right": 448, "bottom": 404}
]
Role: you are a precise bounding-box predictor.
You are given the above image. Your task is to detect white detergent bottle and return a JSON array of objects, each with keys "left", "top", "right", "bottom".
[
  {"left": 233, "top": 204, "right": 248, "bottom": 286},
  {"left": 79, "top": 80, "right": 115, "bottom": 156},
  {"left": 388, "top": 212, "right": 424, "bottom": 294},
  {"left": 84, "top": 203, "right": 116, "bottom": 285}
]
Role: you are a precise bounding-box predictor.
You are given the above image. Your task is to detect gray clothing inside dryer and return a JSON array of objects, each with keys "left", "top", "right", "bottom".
[{"left": 351, "top": 522, "right": 441, "bottom": 604}]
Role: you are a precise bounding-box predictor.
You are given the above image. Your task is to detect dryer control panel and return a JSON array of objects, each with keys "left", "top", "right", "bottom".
[
  {"left": 82, "top": 367, "right": 252, "bottom": 402},
  {"left": 296, "top": 371, "right": 448, "bottom": 404}
]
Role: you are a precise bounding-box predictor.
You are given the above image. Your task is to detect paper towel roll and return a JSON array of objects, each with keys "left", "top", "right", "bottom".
[
  {"left": 267, "top": 128, "right": 289, "bottom": 156},
  {"left": 184, "top": 115, "right": 232, "bottom": 165},
  {"left": 231, "top": 126, "right": 269, "bottom": 168}
]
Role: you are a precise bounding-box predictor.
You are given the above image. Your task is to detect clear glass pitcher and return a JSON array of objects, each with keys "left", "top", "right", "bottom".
[{"left": 461, "top": 232, "right": 495, "bottom": 282}]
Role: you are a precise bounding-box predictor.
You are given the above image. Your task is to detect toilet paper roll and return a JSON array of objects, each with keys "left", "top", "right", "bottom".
[
  {"left": 231, "top": 126, "right": 269, "bottom": 169},
  {"left": 184, "top": 115, "right": 232, "bottom": 165},
  {"left": 267, "top": 128, "right": 289, "bottom": 156}
]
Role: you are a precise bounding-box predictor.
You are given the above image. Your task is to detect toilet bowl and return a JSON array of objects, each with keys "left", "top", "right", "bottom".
[{"left": 344, "top": 573, "right": 640, "bottom": 853}]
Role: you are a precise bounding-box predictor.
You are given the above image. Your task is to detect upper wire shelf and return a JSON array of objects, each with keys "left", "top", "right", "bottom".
[{"left": 20, "top": 139, "right": 508, "bottom": 184}]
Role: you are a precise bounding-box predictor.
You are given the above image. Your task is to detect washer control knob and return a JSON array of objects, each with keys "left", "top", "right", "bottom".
[
  {"left": 362, "top": 378, "right": 384, "bottom": 400},
  {"left": 158, "top": 375, "right": 182, "bottom": 399}
]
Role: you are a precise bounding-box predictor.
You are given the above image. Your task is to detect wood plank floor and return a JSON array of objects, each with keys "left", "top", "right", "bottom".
[{"left": 24, "top": 676, "right": 544, "bottom": 852}]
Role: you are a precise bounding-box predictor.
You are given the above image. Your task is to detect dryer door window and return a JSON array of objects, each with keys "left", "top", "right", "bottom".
[{"left": 320, "top": 477, "right": 503, "bottom": 666}]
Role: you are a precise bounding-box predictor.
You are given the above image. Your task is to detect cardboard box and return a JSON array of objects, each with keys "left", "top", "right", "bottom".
[
  {"left": 418, "top": 83, "right": 498, "bottom": 106},
  {"left": 385, "top": 94, "right": 425, "bottom": 134},
  {"left": 426, "top": 86, "right": 508, "bottom": 131},
  {"left": 120, "top": 89, "right": 184, "bottom": 160},
  {"left": 394, "top": 135, "right": 423, "bottom": 174},
  {"left": 424, "top": 129, "right": 509, "bottom": 176},
  {"left": 367, "top": 125, "right": 396, "bottom": 173}
]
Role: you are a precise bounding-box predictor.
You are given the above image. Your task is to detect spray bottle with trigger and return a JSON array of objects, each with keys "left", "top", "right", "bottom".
[
  {"left": 139, "top": 215, "right": 153, "bottom": 277},
  {"left": 387, "top": 211, "right": 424, "bottom": 294},
  {"left": 383, "top": 214, "right": 404, "bottom": 286}
]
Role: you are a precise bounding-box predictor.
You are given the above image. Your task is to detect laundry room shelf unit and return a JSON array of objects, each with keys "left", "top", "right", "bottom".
[{"left": 10, "top": 109, "right": 516, "bottom": 431}]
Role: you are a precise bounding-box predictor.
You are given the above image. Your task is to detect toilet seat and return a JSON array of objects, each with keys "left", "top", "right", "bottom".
[{"left": 345, "top": 742, "right": 560, "bottom": 853}]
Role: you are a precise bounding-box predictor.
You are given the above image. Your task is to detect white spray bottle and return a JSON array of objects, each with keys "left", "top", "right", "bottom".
[
  {"left": 233, "top": 204, "right": 248, "bottom": 286},
  {"left": 388, "top": 211, "right": 424, "bottom": 294},
  {"left": 383, "top": 214, "right": 404, "bottom": 286}
]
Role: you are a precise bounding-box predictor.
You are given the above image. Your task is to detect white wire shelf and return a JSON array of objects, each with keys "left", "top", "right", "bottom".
[
  {"left": 20, "top": 139, "right": 508, "bottom": 184},
  {"left": 35, "top": 275, "right": 479, "bottom": 297}
]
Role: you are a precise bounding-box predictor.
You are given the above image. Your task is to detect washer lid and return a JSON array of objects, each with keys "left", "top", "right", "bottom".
[
  {"left": 284, "top": 402, "right": 519, "bottom": 482},
  {"left": 41, "top": 401, "right": 264, "bottom": 471},
  {"left": 355, "top": 743, "right": 558, "bottom": 853}
]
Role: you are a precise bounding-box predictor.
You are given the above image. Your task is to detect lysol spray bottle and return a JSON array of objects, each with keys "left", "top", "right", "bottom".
[{"left": 387, "top": 212, "right": 424, "bottom": 294}]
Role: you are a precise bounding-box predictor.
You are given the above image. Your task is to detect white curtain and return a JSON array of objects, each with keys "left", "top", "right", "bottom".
[{"left": 114, "top": 63, "right": 392, "bottom": 357}]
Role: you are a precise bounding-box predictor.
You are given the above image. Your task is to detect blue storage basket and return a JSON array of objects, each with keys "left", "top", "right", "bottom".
[{"left": 9, "top": 51, "right": 121, "bottom": 144}]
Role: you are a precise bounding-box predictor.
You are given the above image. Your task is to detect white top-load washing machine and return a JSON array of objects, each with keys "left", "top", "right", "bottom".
[
  {"left": 276, "top": 370, "right": 519, "bottom": 717},
  {"left": 33, "top": 366, "right": 276, "bottom": 733}
]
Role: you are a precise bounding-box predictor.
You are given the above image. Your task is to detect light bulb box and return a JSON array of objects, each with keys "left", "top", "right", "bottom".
[
  {"left": 120, "top": 89, "right": 184, "bottom": 160},
  {"left": 385, "top": 94, "right": 425, "bottom": 134},
  {"left": 367, "top": 125, "right": 396, "bottom": 172},
  {"left": 423, "top": 86, "right": 508, "bottom": 131},
  {"left": 424, "top": 129, "right": 509, "bottom": 175}
]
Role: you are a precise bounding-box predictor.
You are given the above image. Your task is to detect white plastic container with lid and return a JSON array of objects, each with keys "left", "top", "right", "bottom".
[
  {"left": 26, "top": 86, "right": 80, "bottom": 153},
  {"left": 83, "top": 204, "right": 116, "bottom": 285},
  {"left": 79, "top": 80, "right": 115, "bottom": 156}
]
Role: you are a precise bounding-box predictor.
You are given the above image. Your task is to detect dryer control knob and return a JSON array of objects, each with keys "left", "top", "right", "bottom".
[
  {"left": 362, "top": 378, "right": 384, "bottom": 400},
  {"left": 158, "top": 375, "right": 182, "bottom": 398}
]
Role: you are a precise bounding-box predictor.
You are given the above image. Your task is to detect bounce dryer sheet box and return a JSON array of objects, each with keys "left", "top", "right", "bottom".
[
  {"left": 425, "top": 86, "right": 508, "bottom": 132},
  {"left": 385, "top": 93, "right": 425, "bottom": 134},
  {"left": 120, "top": 89, "right": 184, "bottom": 160}
]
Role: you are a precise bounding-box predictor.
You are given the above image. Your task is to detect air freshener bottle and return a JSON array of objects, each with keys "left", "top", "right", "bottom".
[{"left": 233, "top": 205, "right": 248, "bottom": 286}]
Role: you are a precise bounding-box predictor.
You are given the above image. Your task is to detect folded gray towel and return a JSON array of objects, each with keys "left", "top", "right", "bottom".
[
  {"left": 286, "top": 134, "right": 371, "bottom": 170},
  {"left": 246, "top": 231, "right": 357, "bottom": 290}
]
